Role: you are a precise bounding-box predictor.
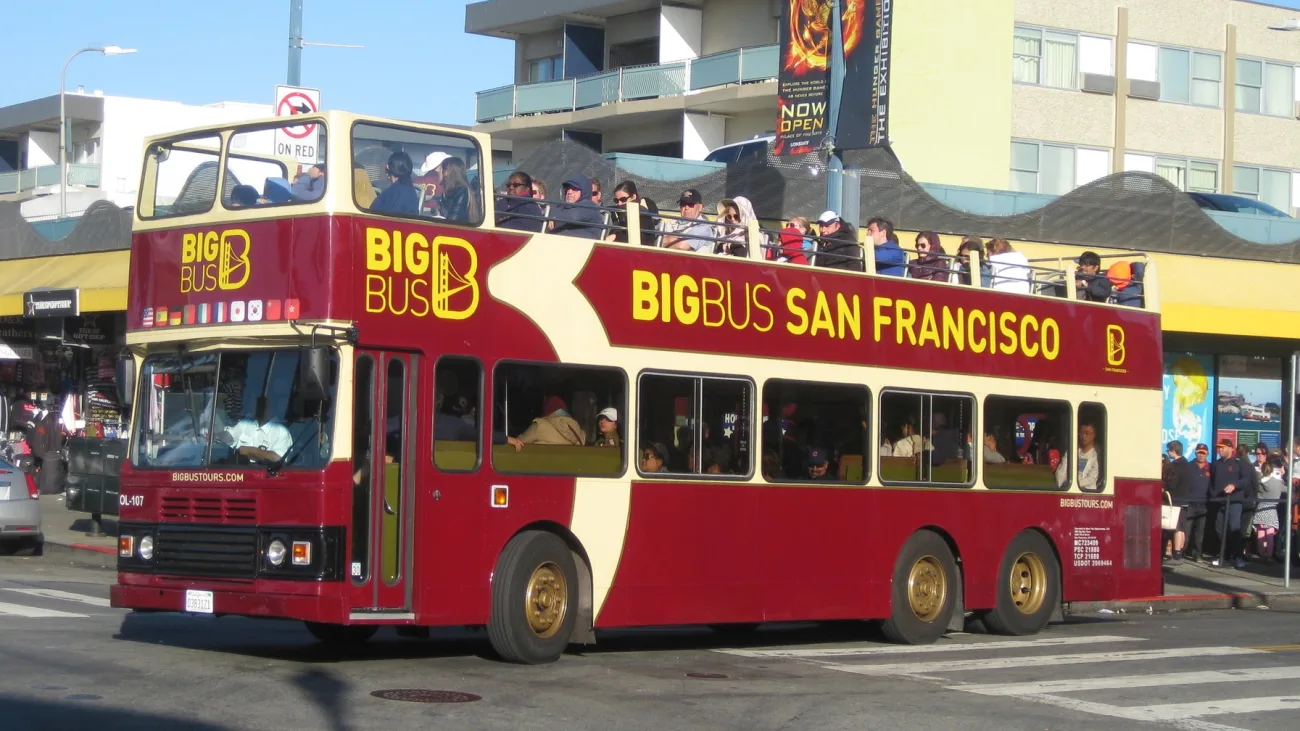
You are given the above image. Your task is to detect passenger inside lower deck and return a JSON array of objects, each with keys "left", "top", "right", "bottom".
[
  {"left": 637, "top": 373, "right": 752, "bottom": 477},
  {"left": 759, "top": 381, "right": 869, "bottom": 483},
  {"left": 878, "top": 392, "right": 973, "bottom": 485},
  {"left": 981, "top": 398, "right": 1107, "bottom": 491}
]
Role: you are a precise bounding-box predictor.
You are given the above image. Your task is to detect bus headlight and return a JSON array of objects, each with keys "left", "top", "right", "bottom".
[
  {"left": 138, "top": 535, "right": 154, "bottom": 561},
  {"left": 267, "top": 539, "right": 287, "bottom": 566}
]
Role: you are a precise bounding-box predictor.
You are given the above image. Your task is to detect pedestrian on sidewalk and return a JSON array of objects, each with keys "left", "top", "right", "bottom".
[
  {"left": 1163, "top": 440, "right": 1193, "bottom": 564},
  {"left": 1253, "top": 455, "right": 1285, "bottom": 563},
  {"left": 1185, "top": 443, "right": 1212, "bottom": 562},
  {"left": 1210, "top": 439, "right": 1250, "bottom": 569}
]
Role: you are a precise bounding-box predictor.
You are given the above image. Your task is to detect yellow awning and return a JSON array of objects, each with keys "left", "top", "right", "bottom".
[{"left": 0, "top": 250, "right": 130, "bottom": 316}]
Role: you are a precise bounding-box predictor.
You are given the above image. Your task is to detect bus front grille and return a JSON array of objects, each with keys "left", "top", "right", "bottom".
[{"left": 155, "top": 525, "right": 258, "bottom": 578}]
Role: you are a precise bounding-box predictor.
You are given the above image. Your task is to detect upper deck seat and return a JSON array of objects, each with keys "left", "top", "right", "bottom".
[{"left": 174, "top": 161, "right": 240, "bottom": 215}]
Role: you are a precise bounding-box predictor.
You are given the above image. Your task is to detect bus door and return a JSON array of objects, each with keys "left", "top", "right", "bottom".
[{"left": 348, "top": 350, "right": 418, "bottom": 616}]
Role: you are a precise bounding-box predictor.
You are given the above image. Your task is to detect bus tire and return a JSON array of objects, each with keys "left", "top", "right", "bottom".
[
  {"left": 982, "top": 531, "right": 1060, "bottom": 636},
  {"left": 488, "top": 530, "right": 578, "bottom": 665},
  {"left": 881, "top": 530, "right": 958, "bottom": 645},
  {"left": 304, "top": 622, "right": 378, "bottom": 645}
]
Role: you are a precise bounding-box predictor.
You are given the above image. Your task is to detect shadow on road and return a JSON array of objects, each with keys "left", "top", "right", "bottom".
[
  {"left": 292, "top": 668, "right": 352, "bottom": 731},
  {"left": 1, "top": 693, "right": 233, "bottom": 731}
]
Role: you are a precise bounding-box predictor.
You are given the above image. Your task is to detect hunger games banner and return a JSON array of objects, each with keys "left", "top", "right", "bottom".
[{"left": 775, "top": 1, "right": 892, "bottom": 155}]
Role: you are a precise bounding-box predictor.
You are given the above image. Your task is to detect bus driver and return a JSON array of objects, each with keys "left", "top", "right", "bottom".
[{"left": 217, "top": 396, "right": 293, "bottom": 463}]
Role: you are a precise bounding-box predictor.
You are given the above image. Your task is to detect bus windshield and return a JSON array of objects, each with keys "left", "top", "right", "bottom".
[{"left": 132, "top": 349, "right": 338, "bottom": 471}]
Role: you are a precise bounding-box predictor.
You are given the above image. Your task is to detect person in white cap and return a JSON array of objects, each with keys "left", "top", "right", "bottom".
[
  {"left": 594, "top": 407, "right": 621, "bottom": 448},
  {"left": 413, "top": 151, "right": 451, "bottom": 214},
  {"left": 814, "top": 210, "right": 864, "bottom": 272}
]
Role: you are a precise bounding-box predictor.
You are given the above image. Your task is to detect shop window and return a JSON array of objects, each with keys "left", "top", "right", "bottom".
[
  {"left": 492, "top": 362, "right": 625, "bottom": 476},
  {"left": 637, "top": 373, "right": 752, "bottom": 478},
  {"left": 761, "top": 379, "right": 869, "bottom": 484},
  {"left": 879, "top": 390, "right": 974, "bottom": 486},
  {"left": 433, "top": 357, "right": 482, "bottom": 472},
  {"left": 982, "top": 396, "right": 1072, "bottom": 491}
]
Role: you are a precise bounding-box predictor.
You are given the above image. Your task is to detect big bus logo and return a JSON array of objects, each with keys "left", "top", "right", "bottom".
[
  {"left": 364, "top": 227, "right": 480, "bottom": 320},
  {"left": 180, "top": 229, "right": 252, "bottom": 293},
  {"left": 1106, "top": 325, "right": 1126, "bottom": 367}
]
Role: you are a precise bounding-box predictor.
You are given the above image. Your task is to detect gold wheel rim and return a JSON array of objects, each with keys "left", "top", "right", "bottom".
[
  {"left": 1009, "top": 552, "right": 1048, "bottom": 615},
  {"left": 906, "top": 555, "right": 948, "bottom": 622},
  {"left": 524, "top": 561, "right": 568, "bottom": 638}
]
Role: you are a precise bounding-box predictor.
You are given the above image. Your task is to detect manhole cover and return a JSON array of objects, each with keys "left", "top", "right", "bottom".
[
  {"left": 370, "top": 689, "right": 481, "bottom": 703},
  {"left": 686, "top": 673, "right": 728, "bottom": 679}
]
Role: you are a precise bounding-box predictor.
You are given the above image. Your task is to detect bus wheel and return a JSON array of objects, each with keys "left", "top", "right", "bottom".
[
  {"left": 488, "top": 531, "right": 578, "bottom": 664},
  {"left": 982, "top": 531, "right": 1060, "bottom": 636},
  {"left": 881, "top": 531, "right": 957, "bottom": 645},
  {"left": 304, "top": 622, "right": 378, "bottom": 645}
]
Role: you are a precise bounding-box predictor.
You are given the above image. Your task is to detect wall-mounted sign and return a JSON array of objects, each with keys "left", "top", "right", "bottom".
[{"left": 24, "top": 289, "right": 79, "bottom": 319}]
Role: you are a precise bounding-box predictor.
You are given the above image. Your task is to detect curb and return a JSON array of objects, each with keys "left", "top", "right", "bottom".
[
  {"left": 1069, "top": 591, "right": 1300, "bottom": 614},
  {"left": 39, "top": 540, "right": 117, "bottom": 570}
]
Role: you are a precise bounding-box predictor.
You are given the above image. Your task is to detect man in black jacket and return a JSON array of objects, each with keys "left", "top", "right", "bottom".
[
  {"left": 1164, "top": 440, "right": 1193, "bottom": 563},
  {"left": 549, "top": 177, "right": 605, "bottom": 239},
  {"left": 1210, "top": 438, "right": 1251, "bottom": 568},
  {"left": 495, "top": 172, "right": 545, "bottom": 232},
  {"left": 1184, "top": 443, "right": 1213, "bottom": 562},
  {"left": 1075, "top": 251, "right": 1113, "bottom": 302},
  {"left": 813, "top": 211, "right": 864, "bottom": 272}
]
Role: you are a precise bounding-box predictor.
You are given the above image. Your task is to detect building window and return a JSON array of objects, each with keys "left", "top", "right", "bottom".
[
  {"left": 879, "top": 390, "right": 975, "bottom": 486},
  {"left": 982, "top": 396, "right": 1072, "bottom": 491},
  {"left": 491, "top": 362, "right": 626, "bottom": 476},
  {"left": 1013, "top": 26, "right": 1078, "bottom": 89},
  {"left": 637, "top": 372, "right": 753, "bottom": 478},
  {"left": 1011, "top": 140, "right": 1110, "bottom": 195},
  {"left": 1156, "top": 47, "right": 1220, "bottom": 106},
  {"left": 1236, "top": 59, "right": 1295, "bottom": 117},
  {"left": 528, "top": 56, "right": 564, "bottom": 83},
  {"left": 1233, "top": 165, "right": 1293, "bottom": 215},
  {"left": 1142, "top": 156, "right": 1219, "bottom": 194},
  {"left": 761, "top": 379, "right": 870, "bottom": 484}
]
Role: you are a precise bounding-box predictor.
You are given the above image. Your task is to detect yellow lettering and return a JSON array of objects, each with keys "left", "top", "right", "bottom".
[
  {"left": 753, "top": 284, "right": 774, "bottom": 332},
  {"left": 969, "top": 310, "right": 987, "bottom": 353},
  {"left": 836, "top": 293, "right": 861, "bottom": 341},
  {"left": 217, "top": 230, "right": 250, "bottom": 290},
  {"left": 366, "top": 228, "right": 391, "bottom": 271},
  {"left": 365, "top": 274, "right": 387, "bottom": 313},
  {"left": 942, "top": 306, "right": 964, "bottom": 351},
  {"left": 430, "top": 236, "right": 479, "bottom": 320},
  {"left": 202, "top": 231, "right": 219, "bottom": 262},
  {"left": 1041, "top": 318, "right": 1060, "bottom": 360},
  {"left": 810, "top": 292, "right": 835, "bottom": 338},
  {"left": 181, "top": 233, "right": 197, "bottom": 263},
  {"left": 632, "top": 270, "right": 659, "bottom": 321},
  {"left": 726, "top": 281, "right": 752, "bottom": 330},
  {"left": 786, "top": 288, "right": 809, "bottom": 335},
  {"left": 393, "top": 231, "right": 404, "bottom": 274},
  {"left": 872, "top": 297, "right": 892, "bottom": 342},
  {"left": 660, "top": 273, "right": 671, "bottom": 323},
  {"left": 405, "top": 232, "right": 429, "bottom": 275},
  {"left": 999, "top": 311, "right": 1018, "bottom": 355},
  {"left": 409, "top": 277, "right": 431, "bottom": 317},
  {"left": 896, "top": 299, "right": 917, "bottom": 345},
  {"left": 918, "top": 303, "right": 941, "bottom": 348},
  {"left": 674, "top": 275, "right": 699, "bottom": 325},
  {"left": 1020, "top": 315, "right": 1040, "bottom": 358},
  {"left": 179, "top": 266, "right": 194, "bottom": 293},
  {"left": 988, "top": 309, "right": 997, "bottom": 354},
  {"left": 701, "top": 278, "right": 725, "bottom": 327}
]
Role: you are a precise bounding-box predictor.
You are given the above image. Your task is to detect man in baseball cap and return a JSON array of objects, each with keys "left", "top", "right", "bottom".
[
  {"left": 663, "top": 189, "right": 713, "bottom": 251},
  {"left": 1210, "top": 437, "right": 1248, "bottom": 568},
  {"left": 813, "top": 210, "right": 863, "bottom": 272},
  {"left": 807, "top": 446, "right": 833, "bottom": 481},
  {"left": 595, "top": 407, "right": 620, "bottom": 448}
]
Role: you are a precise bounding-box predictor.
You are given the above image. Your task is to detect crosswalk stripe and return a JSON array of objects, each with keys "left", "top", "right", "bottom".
[
  {"left": 717, "top": 634, "right": 1138, "bottom": 658},
  {"left": 957, "top": 666, "right": 1300, "bottom": 695},
  {"left": 0, "top": 601, "right": 89, "bottom": 618},
  {"left": 1127, "top": 696, "right": 1300, "bottom": 721},
  {"left": 823, "top": 646, "right": 1261, "bottom": 677},
  {"left": 4, "top": 588, "right": 111, "bottom": 608},
  {"left": 1018, "top": 693, "right": 1252, "bottom": 731}
]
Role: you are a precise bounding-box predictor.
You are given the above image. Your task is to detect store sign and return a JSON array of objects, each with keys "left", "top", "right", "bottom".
[
  {"left": 24, "top": 289, "right": 80, "bottom": 318},
  {"left": 0, "top": 316, "right": 33, "bottom": 342},
  {"left": 0, "top": 343, "right": 34, "bottom": 360},
  {"left": 64, "top": 314, "right": 117, "bottom": 346}
]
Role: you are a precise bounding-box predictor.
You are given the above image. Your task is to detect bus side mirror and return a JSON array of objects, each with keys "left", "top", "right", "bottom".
[
  {"left": 300, "top": 346, "right": 330, "bottom": 402},
  {"left": 115, "top": 356, "right": 136, "bottom": 409}
]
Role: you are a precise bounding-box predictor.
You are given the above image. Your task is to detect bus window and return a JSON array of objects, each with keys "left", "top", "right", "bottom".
[
  {"left": 351, "top": 356, "right": 374, "bottom": 585},
  {"left": 223, "top": 125, "right": 326, "bottom": 209},
  {"left": 351, "top": 122, "right": 484, "bottom": 226},
  {"left": 762, "top": 379, "right": 869, "bottom": 484},
  {"left": 879, "top": 390, "right": 974, "bottom": 486},
  {"left": 1078, "top": 402, "right": 1107, "bottom": 492},
  {"left": 433, "top": 357, "right": 482, "bottom": 472},
  {"left": 491, "top": 362, "right": 625, "bottom": 476},
  {"left": 982, "top": 396, "right": 1072, "bottom": 491},
  {"left": 638, "top": 373, "right": 753, "bottom": 478},
  {"left": 139, "top": 134, "right": 221, "bottom": 219}
]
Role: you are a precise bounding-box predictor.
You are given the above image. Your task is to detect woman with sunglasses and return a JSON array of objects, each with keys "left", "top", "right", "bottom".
[
  {"left": 495, "top": 171, "right": 545, "bottom": 232},
  {"left": 907, "top": 231, "right": 950, "bottom": 282}
]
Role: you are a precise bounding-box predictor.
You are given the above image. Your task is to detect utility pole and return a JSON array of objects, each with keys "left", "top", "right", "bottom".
[
  {"left": 288, "top": 0, "right": 304, "bottom": 86},
  {"left": 824, "top": 0, "right": 846, "bottom": 215}
]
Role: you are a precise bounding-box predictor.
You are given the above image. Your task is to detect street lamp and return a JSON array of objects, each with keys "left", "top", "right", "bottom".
[
  {"left": 1268, "top": 19, "right": 1300, "bottom": 31},
  {"left": 60, "top": 45, "right": 137, "bottom": 219}
]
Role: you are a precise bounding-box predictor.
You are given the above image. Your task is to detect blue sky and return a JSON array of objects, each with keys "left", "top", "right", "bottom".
[
  {"left": 1, "top": 1, "right": 514, "bottom": 126},
  {"left": 9, "top": 1, "right": 1300, "bottom": 125}
]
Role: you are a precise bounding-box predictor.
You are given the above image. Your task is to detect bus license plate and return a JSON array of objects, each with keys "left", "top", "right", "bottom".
[{"left": 185, "top": 590, "right": 214, "bottom": 614}]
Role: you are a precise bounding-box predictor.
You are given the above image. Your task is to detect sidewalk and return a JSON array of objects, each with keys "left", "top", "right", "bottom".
[
  {"left": 37, "top": 493, "right": 118, "bottom": 569},
  {"left": 1069, "top": 558, "right": 1300, "bottom": 613}
]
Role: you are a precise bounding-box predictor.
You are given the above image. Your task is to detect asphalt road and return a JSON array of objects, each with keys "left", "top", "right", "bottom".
[{"left": 2, "top": 555, "right": 1298, "bottom": 731}]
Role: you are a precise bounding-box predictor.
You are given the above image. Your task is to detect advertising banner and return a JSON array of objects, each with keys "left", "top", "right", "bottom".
[
  {"left": 1162, "top": 353, "right": 1215, "bottom": 457},
  {"left": 837, "top": 0, "right": 893, "bottom": 150},
  {"left": 775, "top": 0, "right": 835, "bottom": 156}
]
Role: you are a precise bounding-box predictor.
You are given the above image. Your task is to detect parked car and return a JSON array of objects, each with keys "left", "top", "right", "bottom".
[
  {"left": 704, "top": 133, "right": 775, "bottom": 164},
  {"left": 0, "top": 457, "right": 41, "bottom": 556},
  {"left": 1187, "top": 192, "right": 1292, "bottom": 218}
]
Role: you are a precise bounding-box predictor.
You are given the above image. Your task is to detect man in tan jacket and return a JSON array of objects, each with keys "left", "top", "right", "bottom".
[{"left": 516, "top": 396, "right": 586, "bottom": 446}]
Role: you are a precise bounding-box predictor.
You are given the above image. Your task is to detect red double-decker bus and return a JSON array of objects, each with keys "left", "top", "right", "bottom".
[{"left": 111, "top": 112, "right": 1163, "bottom": 664}]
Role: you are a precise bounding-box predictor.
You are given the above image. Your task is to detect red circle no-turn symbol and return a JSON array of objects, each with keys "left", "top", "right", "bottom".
[{"left": 277, "top": 91, "right": 317, "bottom": 138}]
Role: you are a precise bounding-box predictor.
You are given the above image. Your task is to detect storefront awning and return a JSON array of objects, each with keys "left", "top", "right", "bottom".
[{"left": 0, "top": 251, "right": 129, "bottom": 316}]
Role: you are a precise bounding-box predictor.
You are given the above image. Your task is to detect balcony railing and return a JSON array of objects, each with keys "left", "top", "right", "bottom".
[
  {"left": 0, "top": 163, "right": 101, "bottom": 195},
  {"left": 476, "top": 44, "right": 778, "bottom": 123}
]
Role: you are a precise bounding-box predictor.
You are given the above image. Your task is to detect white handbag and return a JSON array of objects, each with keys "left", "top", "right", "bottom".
[{"left": 1160, "top": 491, "right": 1182, "bottom": 531}]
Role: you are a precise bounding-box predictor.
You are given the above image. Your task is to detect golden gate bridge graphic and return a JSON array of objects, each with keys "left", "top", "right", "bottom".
[
  {"left": 431, "top": 237, "right": 480, "bottom": 320},
  {"left": 217, "top": 230, "right": 252, "bottom": 290}
]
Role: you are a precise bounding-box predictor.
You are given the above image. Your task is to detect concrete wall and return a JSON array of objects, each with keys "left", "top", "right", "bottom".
[
  {"left": 661, "top": 5, "right": 702, "bottom": 63},
  {"left": 683, "top": 112, "right": 724, "bottom": 160},
  {"left": 515, "top": 30, "right": 565, "bottom": 83},
  {"left": 724, "top": 111, "right": 773, "bottom": 146},
  {"left": 1012, "top": 86, "right": 1115, "bottom": 148},
  {"left": 892, "top": 0, "right": 1015, "bottom": 189},
  {"left": 700, "top": 0, "right": 777, "bottom": 56},
  {"left": 1126, "top": 98, "right": 1223, "bottom": 160},
  {"left": 1015, "top": 0, "right": 1117, "bottom": 36},
  {"left": 25, "top": 130, "right": 56, "bottom": 167}
]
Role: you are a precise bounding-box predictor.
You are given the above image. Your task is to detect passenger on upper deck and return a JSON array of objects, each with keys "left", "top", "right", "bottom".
[
  {"left": 436, "top": 156, "right": 479, "bottom": 224},
  {"left": 955, "top": 236, "right": 991, "bottom": 287},
  {"left": 866, "top": 217, "right": 906, "bottom": 276},
  {"left": 291, "top": 165, "right": 325, "bottom": 201},
  {"left": 712, "top": 197, "right": 758, "bottom": 257},
  {"left": 1075, "top": 251, "right": 1113, "bottom": 302},
  {"left": 987, "top": 238, "right": 1032, "bottom": 294},
  {"left": 229, "top": 185, "right": 262, "bottom": 209},
  {"left": 590, "top": 178, "right": 603, "bottom": 207},
  {"left": 662, "top": 189, "right": 714, "bottom": 252},
  {"left": 814, "top": 211, "right": 864, "bottom": 272},
  {"left": 908, "top": 231, "right": 950, "bottom": 282},
  {"left": 496, "top": 172, "right": 545, "bottom": 232},
  {"left": 549, "top": 177, "right": 605, "bottom": 239},
  {"left": 531, "top": 179, "right": 548, "bottom": 201},
  {"left": 369, "top": 151, "right": 420, "bottom": 215},
  {"left": 606, "top": 181, "right": 659, "bottom": 246},
  {"left": 771, "top": 225, "right": 810, "bottom": 265}
]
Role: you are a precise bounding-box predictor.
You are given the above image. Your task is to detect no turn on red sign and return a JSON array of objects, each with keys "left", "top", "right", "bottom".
[{"left": 274, "top": 85, "right": 321, "bottom": 163}]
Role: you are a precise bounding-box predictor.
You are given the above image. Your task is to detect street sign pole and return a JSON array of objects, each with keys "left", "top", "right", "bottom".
[
  {"left": 1287, "top": 353, "right": 1297, "bottom": 587},
  {"left": 824, "top": 0, "right": 845, "bottom": 216},
  {"left": 288, "top": 0, "right": 304, "bottom": 86}
]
